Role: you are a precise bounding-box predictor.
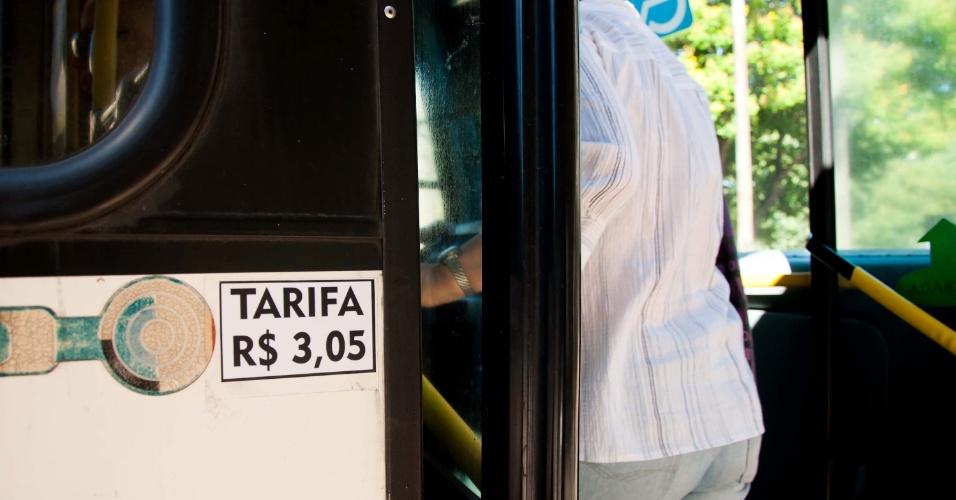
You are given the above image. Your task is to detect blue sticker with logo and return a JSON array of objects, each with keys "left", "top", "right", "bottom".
[{"left": 628, "top": 0, "right": 694, "bottom": 37}]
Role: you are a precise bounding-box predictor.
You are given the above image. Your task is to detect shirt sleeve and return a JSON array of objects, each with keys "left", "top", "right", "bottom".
[{"left": 578, "top": 29, "right": 639, "bottom": 267}]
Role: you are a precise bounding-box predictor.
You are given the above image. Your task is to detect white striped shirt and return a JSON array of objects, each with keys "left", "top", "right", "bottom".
[{"left": 578, "top": 0, "right": 764, "bottom": 462}]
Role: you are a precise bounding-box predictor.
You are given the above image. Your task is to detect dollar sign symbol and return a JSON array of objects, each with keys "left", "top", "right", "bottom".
[{"left": 259, "top": 330, "right": 277, "bottom": 371}]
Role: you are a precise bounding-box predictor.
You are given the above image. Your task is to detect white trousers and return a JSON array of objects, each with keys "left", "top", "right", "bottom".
[{"left": 579, "top": 436, "right": 762, "bottom": 500}]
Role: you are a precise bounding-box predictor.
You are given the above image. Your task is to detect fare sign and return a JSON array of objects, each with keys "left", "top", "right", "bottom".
[{"left": 219, "top": 280, "right": 376, "bottom": 381}]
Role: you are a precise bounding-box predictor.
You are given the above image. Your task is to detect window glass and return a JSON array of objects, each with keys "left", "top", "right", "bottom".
[
  {"left": 414, "top": 0, "right": 483, "bottom": 495},
  {"left": 0, "top": 0, "right": 153, "bottom": 167},
  {"left": 829, "top": 0, "right": 956, "bottom": 249},
  {"left": 666, "top": 0, "right": 808, "bottom": 251}
]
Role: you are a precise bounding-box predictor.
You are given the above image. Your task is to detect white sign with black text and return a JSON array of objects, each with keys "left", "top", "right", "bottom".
[{"left": 220, "top": 280, "right": 376, "bottom": 381}]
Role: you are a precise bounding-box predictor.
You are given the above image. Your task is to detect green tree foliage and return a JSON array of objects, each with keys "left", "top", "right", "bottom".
[
  {"left": 665, "top": 0, "right": 809, "bottom": 249},
  {"left": 852, "top": 144, "right": 956, "bottom": 248},
  {"left": 666, "top": 0, "right": 955, "bottom": 249}
]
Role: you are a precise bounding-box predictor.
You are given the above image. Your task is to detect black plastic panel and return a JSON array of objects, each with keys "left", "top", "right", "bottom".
[
  {"left": 0, "top": 238, "right": 382, "bottom": 277},
  {"left": 154, "top": 1, "right": 382, "bottom": 222},
  {"left": 0, "top": 1, "right": 421, "bottom": 498}
]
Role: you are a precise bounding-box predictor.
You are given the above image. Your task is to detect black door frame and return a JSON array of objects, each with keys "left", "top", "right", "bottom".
[{"left": 482, "top": 0, "right": 580, "bottom": 498}]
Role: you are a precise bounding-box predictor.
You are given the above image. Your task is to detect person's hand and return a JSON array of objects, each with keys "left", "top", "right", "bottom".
[{"left": 421, "top": 235, "right": 482, "bottom": 307}]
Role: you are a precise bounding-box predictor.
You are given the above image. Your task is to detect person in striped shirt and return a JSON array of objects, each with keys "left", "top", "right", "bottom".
[
  {"left": 419, "top": 1, "right": 764, "bottom": 497},
  {"left": 576, "top": 0, "right": 763, "bottom": 498}
]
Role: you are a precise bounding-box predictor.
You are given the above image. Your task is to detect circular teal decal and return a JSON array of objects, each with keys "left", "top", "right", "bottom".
[{"left": 99, "top": 277, "right": 215, "bottom": 395}]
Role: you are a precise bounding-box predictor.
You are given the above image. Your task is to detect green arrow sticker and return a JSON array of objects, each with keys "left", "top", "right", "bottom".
[{"left": 897, "top": 218, "right": 956, "bottom": 307}]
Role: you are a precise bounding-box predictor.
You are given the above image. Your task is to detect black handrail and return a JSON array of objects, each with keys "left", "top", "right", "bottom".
[{"left": 0, "top": 0, "right": 222, "bottom": 233}]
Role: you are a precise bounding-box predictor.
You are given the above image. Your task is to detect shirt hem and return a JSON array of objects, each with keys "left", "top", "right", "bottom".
[{"left": 579, "top": 426, "right": 765, "bottom": 464}]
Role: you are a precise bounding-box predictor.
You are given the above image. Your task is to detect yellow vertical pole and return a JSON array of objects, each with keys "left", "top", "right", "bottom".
[{"left": 91, "top": 0, "right": 119, "bottom": 110}]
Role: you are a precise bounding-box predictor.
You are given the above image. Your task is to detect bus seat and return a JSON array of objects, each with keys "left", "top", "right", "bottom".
[{"left": 749, "top": 312, "right": 889, "bottom": 499}]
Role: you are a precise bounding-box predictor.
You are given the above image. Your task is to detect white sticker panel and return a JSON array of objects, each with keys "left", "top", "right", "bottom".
[
  {"left": 0, "top": 271, "right": 386, "bottom": 500},
  {"left": 220, "top": 280, "right": 376, "bottom": 381}
]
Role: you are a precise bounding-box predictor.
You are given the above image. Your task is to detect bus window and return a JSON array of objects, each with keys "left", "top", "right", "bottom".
[
  {"left": 662, "top": 2, "right": 956, "bottom": 498},
  {"left": 829, "top": 0, "right": 956, "bottom": 249},
  {"left": 665, "top": 0, "right": 809, "bottom": 252},
  {"left": 415, "top": 0, "right": 483, "bottom": 496},
  {"left": 0, "top": 0, "right": 154, "bottom": 167},
  {"left": 666, "top": 0, "right": 956, "bottom": 252}
]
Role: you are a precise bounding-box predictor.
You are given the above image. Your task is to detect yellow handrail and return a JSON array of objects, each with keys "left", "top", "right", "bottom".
[
  {"left": 741, "top": 272, "right": 856, "bottom": 289},
  {"left": 422, "top": 374, "right": 482, "bottom": 488},
  {"left": 807, "top": 238, "right": 956, "bottom": 357},
  {"left": 849, "top": 267, "right": 956, "bottom": 356},
  {"left": 741, "top": 272, "right": 811, "bottom": 288}
]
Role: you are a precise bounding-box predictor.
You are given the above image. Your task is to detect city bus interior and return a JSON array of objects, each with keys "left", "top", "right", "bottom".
[{"left": 2, "top": 0, "right": 955, "bottom": 499}]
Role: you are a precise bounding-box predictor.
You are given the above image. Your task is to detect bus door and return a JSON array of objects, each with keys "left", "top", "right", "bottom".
[
  {"left": 414, "top": 0, "right": 580, "bottom": 498},
  {"left": 0, "top": 0, "right": 584, "bottom": 499},
  {"left": 0, "top": 1, "right": 421, "bottom": 498}
]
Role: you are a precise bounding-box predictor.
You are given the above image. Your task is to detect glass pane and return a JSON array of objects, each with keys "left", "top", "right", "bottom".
[
  {"left": 830, "top": 0, "right": 956, "bottom": 249},
  {"left": 666, "top": 0, "right": 809, "bottom": 251},
  {"left": 0, "top": 0, "right": 153, "bottom": 167},
  {"left": 414, "top": 0, "right": 483, "bottom": 496}
]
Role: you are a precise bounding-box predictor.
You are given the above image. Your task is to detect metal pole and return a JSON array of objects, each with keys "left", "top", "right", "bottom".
[{"left": 731, "top": 0, "right": 754, "bottom": 251}]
